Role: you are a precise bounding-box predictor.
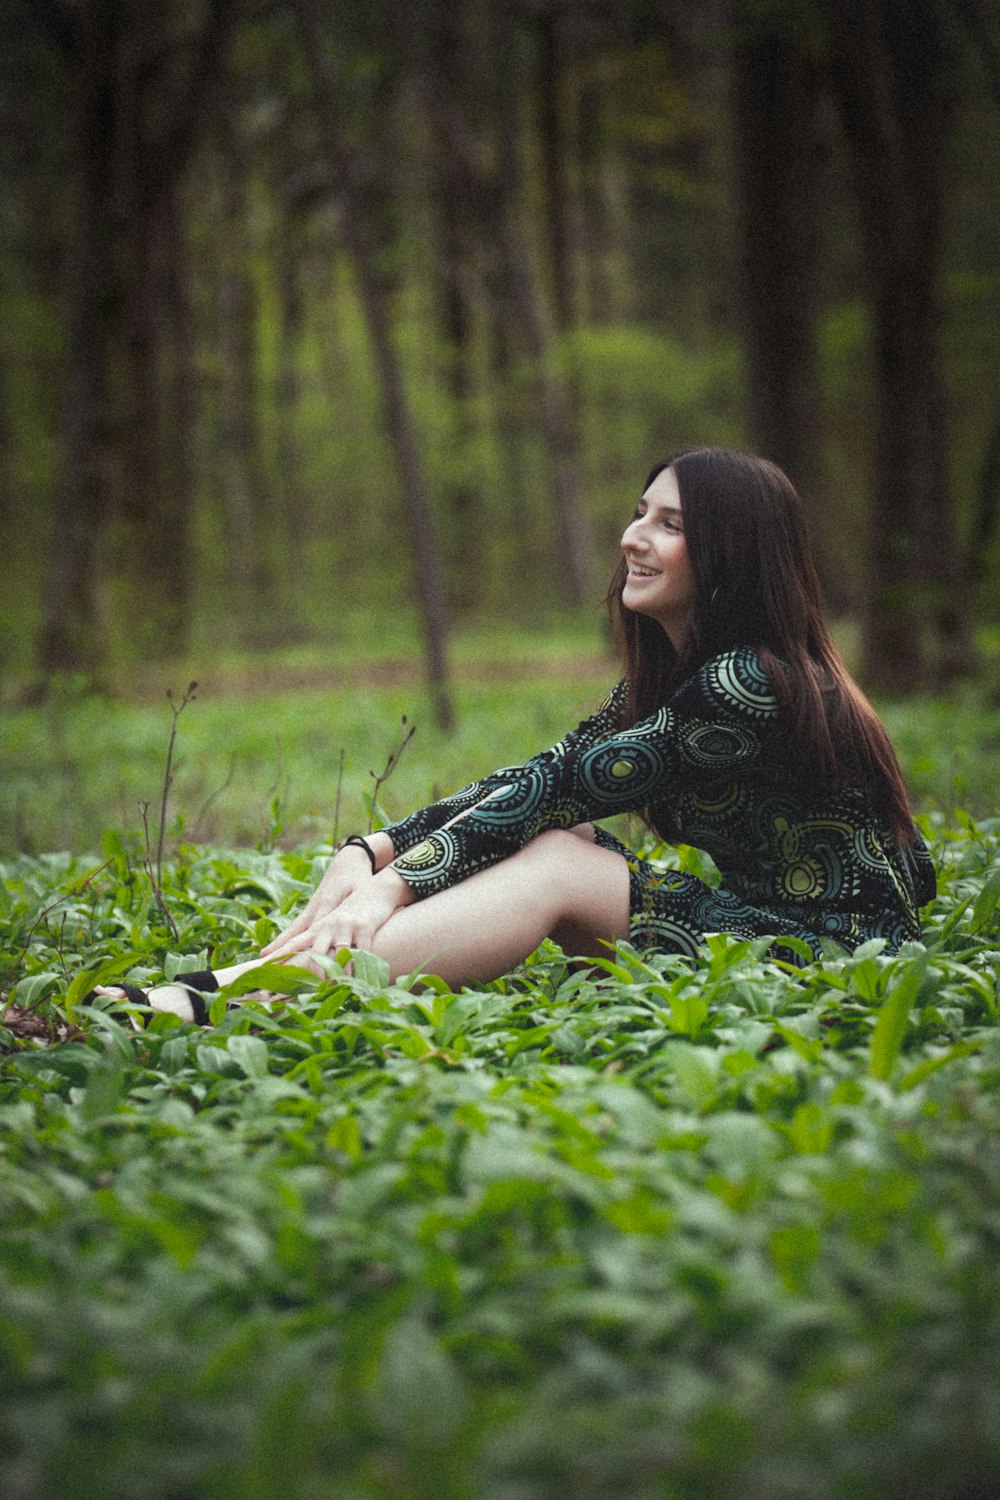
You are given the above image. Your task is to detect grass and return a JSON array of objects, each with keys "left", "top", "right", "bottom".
[
  {"left": 3, "top": 622, "right": 1000, "bottom": 859},
  {"left": 0, "top": 619, "right": 616, "bottom": 858}
]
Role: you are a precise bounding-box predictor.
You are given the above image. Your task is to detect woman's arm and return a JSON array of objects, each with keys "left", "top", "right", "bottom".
[
  {"left": 389, "top": 655, "right": 769, "bottom": 901},
  {"left": 381, "top": 682, "right": 628, "bottom": 853},
  {"left": 263, "top": 683, "right": 628, "bottom": 961}
]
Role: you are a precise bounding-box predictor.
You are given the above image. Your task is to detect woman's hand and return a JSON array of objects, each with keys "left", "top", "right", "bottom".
[
  {"left": 261, "top": 833, "right": 394, "bottom": 957},
  {"left": 265, "top": 867, "right": 413, "bottom": 964}
]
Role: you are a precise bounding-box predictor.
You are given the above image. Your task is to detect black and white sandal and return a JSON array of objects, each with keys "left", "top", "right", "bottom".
[{"left": 85, "top": 969, "right": 220, "bottom": 1026}]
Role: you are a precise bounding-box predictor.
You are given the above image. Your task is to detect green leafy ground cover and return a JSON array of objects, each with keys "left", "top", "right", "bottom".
[{"left": 2, "top": 812, "right": 1000, "bottom": 1499}]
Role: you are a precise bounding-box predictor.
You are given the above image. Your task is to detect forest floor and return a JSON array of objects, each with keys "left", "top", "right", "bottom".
[{"left": 2, "top": 621, "right": 1000, "bottom": 859}]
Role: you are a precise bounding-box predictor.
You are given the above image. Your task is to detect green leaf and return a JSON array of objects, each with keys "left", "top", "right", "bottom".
[
  {"left": 217, "top": 963, "right": 319, "bottom": 999},
  {"left": 970, "top": 869, "right": 1000, "bottom": 933},
  {"left": 62, "top": 953, "right": 145, "bottom": 1012},
  {"left": 375, "top": 1318, "right": 467, "bottom": 1447},
  {"left": 227, "top": 1034, "right": 269, "bottom": 1079},
  {"left": 868, "top": 952, "right": 929, "bottom": 1081},
  {"left": 350, "top": 950, "right": 391, "bottom": 988},
  {"left": 79, "top": 1060, "right": 124, "bottom": 1122}
]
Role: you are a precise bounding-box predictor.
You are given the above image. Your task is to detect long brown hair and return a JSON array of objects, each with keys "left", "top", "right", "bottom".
[{"left": 606, "top": 447, "right": 915, "bottom": 841}]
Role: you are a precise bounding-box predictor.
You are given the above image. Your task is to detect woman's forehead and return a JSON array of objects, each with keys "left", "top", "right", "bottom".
[{"left": 642, "top": 467, "right": 682, "bottom": 509}]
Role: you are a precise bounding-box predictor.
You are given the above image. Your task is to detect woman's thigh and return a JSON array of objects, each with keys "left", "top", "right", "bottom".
[{"left": 372, "top": 829, "right": 632, "bottom": 984}]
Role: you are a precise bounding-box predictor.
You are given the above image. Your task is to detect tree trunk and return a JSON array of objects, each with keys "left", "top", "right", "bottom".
[
  {"left": 827, "top": 0, "right": 973, "bottom": 689},
  {"left": 38, "top": 0, "right": 119, "bottom": 678},
  {"left": 216, "top": 127, "right": 279, "bottom": 642},
  {"left": 293, "top": 0, "right": 453, "bottom": 730},
  {"left": 36, "top": 0, "right": 234, "bottom": 679},
  {"left": 732, "top": 17, "right": 824, "bottom": 507},
  {"left": 160, "top": 183, "right": 197, "bottom": 646},
  {"left": 488, "top": 0, "right": 594, "bottom": 609},
  {"left": 536, "top": 7, "right": 574, "bottom": 334},
  {"left": 427, "top": 0, "right": 481, "bottom": 614},
  {"left": 121, "top": 183, "right": 191, "bottom": 659},
  {"left": 275, "top": 220, "right": 307, "bottom": 566}
]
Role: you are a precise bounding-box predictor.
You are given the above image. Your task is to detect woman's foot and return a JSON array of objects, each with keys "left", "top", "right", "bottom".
[{"left": 89, "top": 969, "right": 219, "bottom": 1025}]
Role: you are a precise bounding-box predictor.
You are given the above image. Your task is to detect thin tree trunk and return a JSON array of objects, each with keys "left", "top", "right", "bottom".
[
  {"left": 275, "top": 220, "right": 307, "bottom": 563},
  {"left": 38, "top": 0, "right": 119, "bottom": 677},
  {"left": 827, "top": 0, "right": 972, "bottom": 689},
  {"left": 536, "top": 7, "right": 574, "bottom": 334},
  {"left": 968, "top": 405, "right": 1000, "bottom": 589},
  {"left": 488, "top": 0, "right": 594, "bottom": 608},
  {"left": 292, "top": 0, "right": 453, "bottom": 729},
  {"left": 161, "top": 183, "right": 197, "bottom": 645},
  {"left": 122, "top": 186, "right": 191, "bottom": 658},
  {"left": 216, "top": 133, "right": 278, "bottom": 640},
  {"left": 732, "top": 19, "right": 824, "bottom": 504},
  {"left": 428, "top": 0, "right": 481, "bottom": 613}
]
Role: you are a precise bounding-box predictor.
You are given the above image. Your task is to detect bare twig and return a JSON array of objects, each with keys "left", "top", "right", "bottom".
[
  {"left": 332, "top": 747, "right": 346, "bottom": 848},
  {"left": 367, "top": 716, "right": 417, "bottom": 832},
  {"left": 140, "top": 800, "right": 180, "bottom": 943},
  {"left": 156, "top": 682, "right": 198, "bottom": 887},
  {"left": 193, "top": 753, "right": 237, "bottom": 840}
]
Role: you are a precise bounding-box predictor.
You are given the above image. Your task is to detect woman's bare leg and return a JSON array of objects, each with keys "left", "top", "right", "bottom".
[
  {"left": 365, "top": 829, "right": 630, "bottom": 986},
  {"left": 97, "top": 830, "right": 630, "bottom": 1008}
]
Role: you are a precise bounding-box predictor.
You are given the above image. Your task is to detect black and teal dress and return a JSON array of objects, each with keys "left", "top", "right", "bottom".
[{"left": 382, "top": 648, "right": 935, "bottom": 961}]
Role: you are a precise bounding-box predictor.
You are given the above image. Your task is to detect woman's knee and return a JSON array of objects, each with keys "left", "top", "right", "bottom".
[{"left": 520, "top": 827, "right": 631, "bottom": 935}]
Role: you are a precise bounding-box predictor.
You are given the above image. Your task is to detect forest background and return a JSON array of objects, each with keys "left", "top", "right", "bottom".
[{"left": 2, "top": 0, "right": 999, "bottom": 851}]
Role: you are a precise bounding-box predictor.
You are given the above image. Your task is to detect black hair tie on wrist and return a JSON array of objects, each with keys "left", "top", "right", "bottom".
[{"left": 341, "top": 835, "right": 377, "bottom": 874}]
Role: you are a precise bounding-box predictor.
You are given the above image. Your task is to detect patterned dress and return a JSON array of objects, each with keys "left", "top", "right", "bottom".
[{"left": 382, "top": 648, "right": 935, "bottom": 961}]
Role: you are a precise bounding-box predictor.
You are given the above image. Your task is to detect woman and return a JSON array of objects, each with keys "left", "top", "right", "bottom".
[{"left": 95, "top": 447, "right": 934, "bottom": 1021}]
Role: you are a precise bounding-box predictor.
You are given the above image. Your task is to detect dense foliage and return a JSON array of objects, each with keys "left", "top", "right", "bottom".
[{"left": 2, "top": 812, "right": 999, "bottom": 1499}]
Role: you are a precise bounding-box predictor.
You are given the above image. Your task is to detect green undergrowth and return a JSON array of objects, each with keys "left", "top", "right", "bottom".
[{"left": 2, "top": 816, "right": 1000, "bottom": 1498}]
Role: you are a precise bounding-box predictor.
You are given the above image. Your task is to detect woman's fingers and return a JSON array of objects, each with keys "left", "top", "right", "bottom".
[
  {"left": 263, "top": 872, "right": 404, "bottom": 967},
  {"left": 266, "top": 913, "right": 375, "bottom": 964},
  {"left": 262, "top": 869, "right": 372, "bottom": 956},
  {"left": 262, "top": 893, "right": 335, "bottom": 954},
  {"left": 261, "top": 914, "right": 310, "bottom": 955}
]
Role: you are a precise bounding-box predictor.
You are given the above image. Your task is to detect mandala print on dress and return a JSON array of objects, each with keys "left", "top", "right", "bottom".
[{"left": 705, "top": 650, "right": 778, "bottom": 719}]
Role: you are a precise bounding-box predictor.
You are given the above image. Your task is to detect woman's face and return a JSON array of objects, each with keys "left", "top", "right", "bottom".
[{"left": 620, "top": 466, "right": 696, "bottom": 649}]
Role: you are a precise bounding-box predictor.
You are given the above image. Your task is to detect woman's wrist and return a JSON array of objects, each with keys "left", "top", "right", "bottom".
[
  {"left": 340, "top": 835, "right": 377, "bottom": 872},
  {"left": 335, "top": 830, "right": 395, "bottom": 873}
]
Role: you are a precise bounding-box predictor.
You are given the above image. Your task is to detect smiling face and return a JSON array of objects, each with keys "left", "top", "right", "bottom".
[{"left": 620, "top": 466, "right": 696, "bottom": 650}]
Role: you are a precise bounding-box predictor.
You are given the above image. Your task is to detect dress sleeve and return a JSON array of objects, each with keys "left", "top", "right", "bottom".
[
  {"left": 391, "top": 657, "right": 770, "bottom": 898},
  {"left": 381, "top": 681, "right": 628, "bottom": 854}
]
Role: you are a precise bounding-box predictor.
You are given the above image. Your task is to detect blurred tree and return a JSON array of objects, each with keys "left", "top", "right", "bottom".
[
  {"left": 826, "top": 0, "right": 973, "bottom": 688},
  {"left": 486, "top": 0, "right": 594, "bottom": 607},
  {"left": 292, "top": 0, "right": 454, "bottom": 729},
  {"left": 731, "top": 3, "right": 825, "bottom": 509},
  {"left": 213, "top": 104, "right": 281, "bottom": 639},
  {"left": 424, "top": 0, "right": 483, "bottom": 611},
  {"left": 32, "top": 0, "right": 236, "bottom": 678}
]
